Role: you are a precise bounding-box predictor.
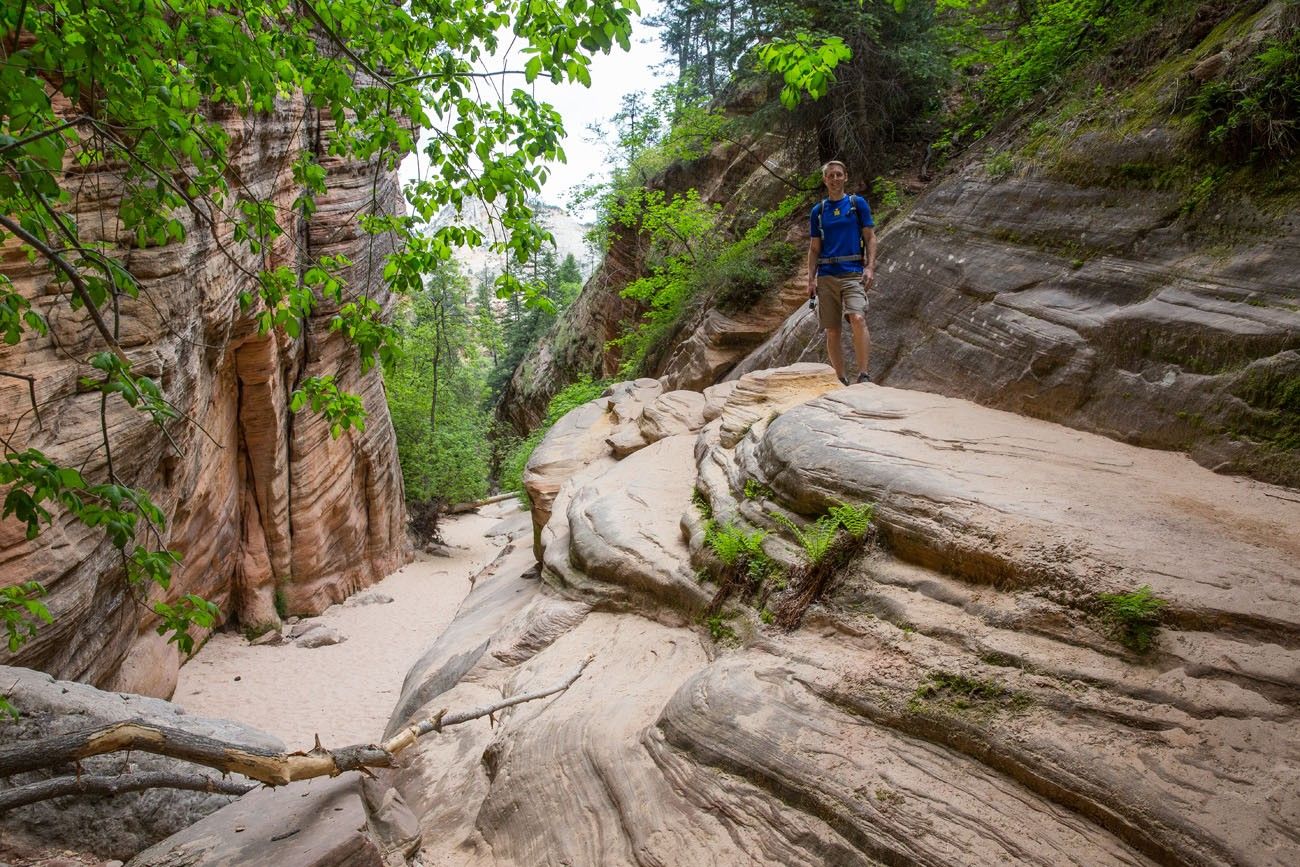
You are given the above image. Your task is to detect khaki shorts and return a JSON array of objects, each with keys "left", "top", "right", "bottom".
[{"left": 816, "top": 273, "right": 868, "bottom": 330}]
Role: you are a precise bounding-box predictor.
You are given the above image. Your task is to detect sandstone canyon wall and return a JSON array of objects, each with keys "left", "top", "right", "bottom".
[
  {"left": 0, "top": 98, "right": 408, "bottom": 698},
  {"left": 504, "top": 1, "right": 1300, "bottom": 488}
]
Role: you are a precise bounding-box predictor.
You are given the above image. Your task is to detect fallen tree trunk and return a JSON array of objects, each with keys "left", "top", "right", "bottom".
[
  {"left": 0, "top": 655, "right": 592, "bottom": 811},
  {"left": 447, "top": 491, "right": 520, "bottom": 514}
]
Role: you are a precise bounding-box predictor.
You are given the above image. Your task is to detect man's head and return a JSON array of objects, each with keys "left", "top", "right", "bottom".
[{"left": 821, "top": 160, "right": 848, "bottom": 193}]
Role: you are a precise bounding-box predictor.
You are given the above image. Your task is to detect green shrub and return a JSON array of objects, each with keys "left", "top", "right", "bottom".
[
  {"left": 1098, "top": 584, "right": 1167, "bottom": 652},
  {"left": 986, "top": 151, "right": 1015, "bottom": 180},
  {"left": 828, "top": 502, "right": 873, "bottom": 538},
  {"left": 775, "top": 501, "right": 872, "bottom": 566},
  {"left": 1190, "top": 32, "right": 1300, "bottom": 162},
  {"left": 871, "top": 176, "right": 902, "bottom": 210},
  {"left": 692, "top": 488, "right": 714, "bottom": 520},
  {"left": 743, "top": 478, "right": 775, "bottom": 501},
  {"left": 609, "top": 192, "right": 806, "bottom": 376}
]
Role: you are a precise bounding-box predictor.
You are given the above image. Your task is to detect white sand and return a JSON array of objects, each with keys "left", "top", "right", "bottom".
[{"left": 172, "top": 506, "right": 516, "bottom": 748}]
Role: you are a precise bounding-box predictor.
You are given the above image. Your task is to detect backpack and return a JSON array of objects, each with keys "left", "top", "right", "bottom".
[{"left": 814, "top": 195, "right": 869, "bottom": 266}]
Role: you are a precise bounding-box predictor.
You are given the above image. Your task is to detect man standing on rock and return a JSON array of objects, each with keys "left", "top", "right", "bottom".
[{"left": 807, "top": 160, "right": 876, "bottom": 385}]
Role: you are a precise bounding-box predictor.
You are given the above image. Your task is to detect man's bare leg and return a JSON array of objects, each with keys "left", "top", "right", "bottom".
[
  {"left": 848, "top": 313, "right": 871, "bottom": 379},
  {"left": 825, "top": 326, "right": 846, "bottom": 380}
]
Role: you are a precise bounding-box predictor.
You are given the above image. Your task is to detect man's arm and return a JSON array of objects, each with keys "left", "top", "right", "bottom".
[
  {"left": 807, "top": 237, "right": 821, "bottom": 298},
  {"left": 862, "top": 228, "right": 877, "bottom": 286}
]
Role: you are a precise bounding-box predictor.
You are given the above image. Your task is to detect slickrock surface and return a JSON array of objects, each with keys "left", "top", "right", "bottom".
[
  {"left": 522, "top": 378, "right": 661, "bottom": 559},
  {"left": 0, "top": 665, "right": 282, "bottom": 863},
  {"left": 638, "top": 389, "right": 706, "bottom": 442},
  {"left": 750, "top": 385, "right": 1300, "bottom": 631},
  {"left": 387, "top": 365, "right": 1300, "bottom": 866},
  {"left": 0, "top": 100, "right": 407, "bottom": 696}
]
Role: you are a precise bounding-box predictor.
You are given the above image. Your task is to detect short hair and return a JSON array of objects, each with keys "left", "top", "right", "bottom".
[{"left": 821, "top": 160, "right": 848, "bottom": 175}]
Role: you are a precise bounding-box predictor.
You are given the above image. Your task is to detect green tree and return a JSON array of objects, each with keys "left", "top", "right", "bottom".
[
  {"left": 386, "top": 262, "right": 494, "bottom": 509},
  {"left": 0, "top": 0, "right": 638, "bottom": 715},
  {"left": 489, "top": 250, "right": 585, "bottom": 399}
]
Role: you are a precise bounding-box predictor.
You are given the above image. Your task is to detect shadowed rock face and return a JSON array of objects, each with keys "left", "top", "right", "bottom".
[
  {"left": 0, "top": 99, "right": 407, "bottom": 697},
  {"left": 387, "top": 365, "right": 1300, "bottom": 867}
]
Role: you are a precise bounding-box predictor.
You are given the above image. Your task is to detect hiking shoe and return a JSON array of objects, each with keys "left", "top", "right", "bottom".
[
  {"left": 855, "top": 372, "right": 871, "bottom": 384},
  {"left": 837, "top": 375, "right": 849, "bottom": 386}
]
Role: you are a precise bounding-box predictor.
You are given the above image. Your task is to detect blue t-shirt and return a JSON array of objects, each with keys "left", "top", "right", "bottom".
[{"left": 810, "top": 195, "right": 874, "bottom": 276}]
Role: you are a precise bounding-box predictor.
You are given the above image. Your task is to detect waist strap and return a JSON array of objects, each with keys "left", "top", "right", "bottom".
[{"left": 818, "top": 254, "right": 864, "bottom": 265}]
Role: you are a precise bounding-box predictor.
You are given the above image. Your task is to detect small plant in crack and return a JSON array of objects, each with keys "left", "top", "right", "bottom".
[
  {"left": 768, "top": 502, "right": 874, "bottom": 629},
  {"left": 705, "top": 521, "right": 767, "bottom": 568},
  {"left": 908, "top": 670, "right": 1030, "bottom": 715},
  {"left": 704, "top": 613, "right": 738, "bottom": 644},
  {"left": 703, "top": 520, "right": 780, "bottom": 623},
  {"left": 875, "top": 787, "right": 904, "bottom": 806},
  {"left": 1098, "top": 584, "right": 1167, "bottom": 653},
  {"left": 691, "top": 488, "right": 713, "bottom": 521}
]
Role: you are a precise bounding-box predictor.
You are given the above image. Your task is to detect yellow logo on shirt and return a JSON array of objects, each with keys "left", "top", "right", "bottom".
[{"left": 833, "top": 209, "right": 841, "bottom": 216}]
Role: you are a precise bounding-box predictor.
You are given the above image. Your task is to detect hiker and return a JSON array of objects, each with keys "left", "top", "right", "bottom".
[{"left": 807, "top": 160, "right": 877, "bottom": 385}]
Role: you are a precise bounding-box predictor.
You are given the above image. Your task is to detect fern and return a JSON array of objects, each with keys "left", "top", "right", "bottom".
[
  {"left": 774, "top": 513, "right": 840, "bottom": 566},
  {"left": 705, "top": 521, "right": 766, "bottom": 567},
  {"left": 828, "top": 502, "right": 873, "bottom": 538}
]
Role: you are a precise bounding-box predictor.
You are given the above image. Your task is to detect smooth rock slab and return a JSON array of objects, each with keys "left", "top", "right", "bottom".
[
  {"left": 718, "top": 363, "right": 842, "bottom": 448},
  {"left": 524, "top": 380, "right": 662, "bottom": 560},
  {"left": 638, "top": 389, "right": 707, "bottom": 443},
  {"left": 750, "top": 384, "right": 1300, "bottom": 635},
  {"left": 658, "top": 653, "right": 1156, "bottom": 866},
  {"left": 565, "top": 434, "right": 709, "bottom": 616},
  {"left": 294, "top": 625, "right": 346, "bottom": 648}
]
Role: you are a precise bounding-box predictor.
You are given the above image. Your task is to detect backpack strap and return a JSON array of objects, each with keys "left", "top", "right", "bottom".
[{"left": 850, "top": 195, "right": 867, "bottom": 230}]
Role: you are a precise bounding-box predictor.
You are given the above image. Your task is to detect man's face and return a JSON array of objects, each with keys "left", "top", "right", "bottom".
[{"left": 823, "top": 165, "right": 847, "bottom": 188}]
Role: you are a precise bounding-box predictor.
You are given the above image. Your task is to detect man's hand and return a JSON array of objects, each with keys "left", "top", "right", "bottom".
[
  {"left": 864, "top": 267, "right": 875, "bottom": 288},
  {"left": 808, "top": 275, "right": 818, "bottom": 298}
]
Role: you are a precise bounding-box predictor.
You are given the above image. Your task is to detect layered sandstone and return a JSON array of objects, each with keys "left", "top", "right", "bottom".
[
  {"left": 382, "top": 365, "right": 1299, "bottom": 866},
  {"left": 0, "top": 99, "right": 407, "bottom": 697}
]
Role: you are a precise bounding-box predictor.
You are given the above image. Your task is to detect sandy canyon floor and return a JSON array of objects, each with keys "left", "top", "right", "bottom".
[{"left": 172, "top": 504, "right": 519, "bottom": 748}]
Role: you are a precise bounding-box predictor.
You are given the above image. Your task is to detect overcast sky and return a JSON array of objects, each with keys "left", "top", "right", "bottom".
[{"left": 401, "top": 2, "right": 668, "bottom": 210}]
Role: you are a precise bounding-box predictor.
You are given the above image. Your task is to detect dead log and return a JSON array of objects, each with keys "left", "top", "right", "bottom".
[
  {"left": 0, "top": 655, "right": 592, "bottom": 810},
  {"left": 0, "top": 772, "right": 254, "bottom": 812}
]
